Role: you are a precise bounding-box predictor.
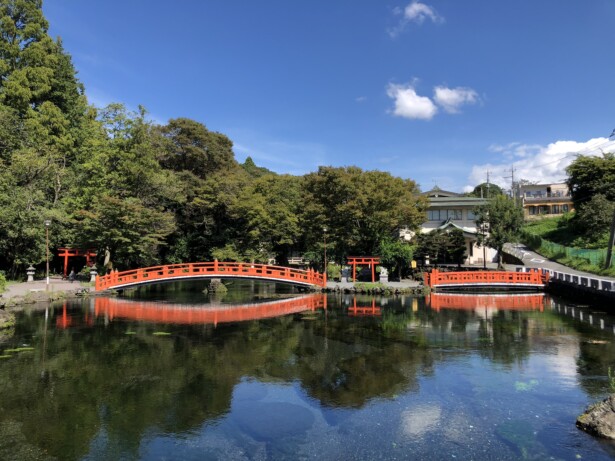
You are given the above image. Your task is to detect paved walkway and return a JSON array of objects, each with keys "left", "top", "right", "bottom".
[
  {"left": 2, "top": 278, "right": 86, "bottom": 299},
  {"left": 503, "top": 243, "right": 615, "bottom": 282}
]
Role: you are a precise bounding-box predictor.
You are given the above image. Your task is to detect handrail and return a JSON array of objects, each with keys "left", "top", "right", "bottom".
[
  {"left": 95, "top": 261, "right": 326, "bottom": 290},
  {"left": 424, "top": 269, "right": 548, "bottom": 288}
]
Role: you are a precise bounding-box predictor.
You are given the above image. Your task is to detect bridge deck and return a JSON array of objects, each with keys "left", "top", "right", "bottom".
[{"left": 95, "top": 261, "right": 326, "bottom": 291}]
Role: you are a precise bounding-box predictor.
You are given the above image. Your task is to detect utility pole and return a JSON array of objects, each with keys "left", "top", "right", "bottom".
[
  {"left": 510, "top": 166, "right": 516, "bottom": 205},
  {"left": 606, "top": 208, "right": 615, "bottom": 269},
  {"left": 486, "top": 171, "right": 491, "bottom": 198}
]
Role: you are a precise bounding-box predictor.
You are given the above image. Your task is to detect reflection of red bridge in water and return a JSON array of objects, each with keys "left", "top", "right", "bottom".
[
  {"left": 427, "top": 293, "right": 546, "bottom": 312},
  {"left": 95, "top": 262, "right": 326, "bottom": 291},
  {"left": 94, "top": 294, "right": 327, "bottom": 326}
]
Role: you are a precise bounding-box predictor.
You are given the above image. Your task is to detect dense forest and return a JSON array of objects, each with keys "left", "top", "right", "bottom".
[{"left": 0, "top": 0, "right": 426, "bottom": 278}]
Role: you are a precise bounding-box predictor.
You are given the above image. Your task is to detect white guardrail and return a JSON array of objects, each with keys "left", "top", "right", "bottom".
[{"left": 503, "top": 244, "right": 615, "bottom": 294}]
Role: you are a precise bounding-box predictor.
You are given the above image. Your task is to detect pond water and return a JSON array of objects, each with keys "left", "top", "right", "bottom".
[{"left": 1, "top": 281, "right": 615, "bottom": 460}]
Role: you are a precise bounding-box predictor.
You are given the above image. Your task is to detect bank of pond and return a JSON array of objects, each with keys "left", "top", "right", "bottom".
[{"left": 1, "top": 281, "right": 615, "bottom": 460}]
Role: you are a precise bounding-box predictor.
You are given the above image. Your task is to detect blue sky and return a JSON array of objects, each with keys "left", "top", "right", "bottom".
[{"left": 44, "top": 1, "right": 615, "bottom": 192}]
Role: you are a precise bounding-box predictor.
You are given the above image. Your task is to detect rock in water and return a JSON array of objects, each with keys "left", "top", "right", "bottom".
[{"left": 577, "top": 394, "right": 615, "bottom": 439}]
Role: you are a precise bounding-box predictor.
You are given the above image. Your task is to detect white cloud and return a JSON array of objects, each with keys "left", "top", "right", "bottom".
[
  {"left": 404, "top": 1, "right": 443, "bottom": 24},
  {"left": 389, "top": 1, "right": 443, "bottom": 37},
  {"left": 466, "top": 137, "right": 615, "bottom": 190},
  {"left": 433, "top": 86, "right": 479, "bottom": 113},
  {"left": 387, "top": 82, "right": 438, "bottom": 120}
]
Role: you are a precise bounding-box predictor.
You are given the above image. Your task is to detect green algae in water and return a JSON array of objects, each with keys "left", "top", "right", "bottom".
[
  {"left": 125, "top": 331, "right": 136, "bottom": 335},
  {"left": 153, "top": 332, "right": 171, "bottom": 336},
  {"left": 0, "top": 355, "right": 12, "bottom": 359},
  {"left": 515, "top": 379, "right": 539, "bottom": 392},
  {"left": 4, "top": 347, "right": 35, "bottom": 353},
  {"left": 495, "top": 420, "right": 548, "bottom": 459}
]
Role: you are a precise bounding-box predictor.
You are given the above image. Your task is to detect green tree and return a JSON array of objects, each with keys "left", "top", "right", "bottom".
[
  {"left": 469, "top": 182, "right": 504, "bottom": 198},
  {"left": 415, "top": 228, "right": 466, "bottom": 266},
  {"left": 378, "top": 237, "right": 414, "bottom": 279},
  {"left": 0, "top": 0, "right": 87, "bottom": 275},
  {"left": 233, "top": 174, "right": 303, "bottom": 263},
  {"left": 302, "top": 166, "right": 426, "bottom": 263},
  {"left": 75, "top": 195, "right": 175, "bottom": 269},
  {"left": 157, "top": 117, "right": 237, "bottom": 179},
  {"left": 573, "top": 194, "right": 615, "bottom": 247},
  {"left": 474, "top": 195, "right": 524, "bottom": 268},
  {"left": 566, "top": 153, "right": 615, "bottom": 209},
  {"left": 241, "top": 156, "right": 274, "bottom": 178}
]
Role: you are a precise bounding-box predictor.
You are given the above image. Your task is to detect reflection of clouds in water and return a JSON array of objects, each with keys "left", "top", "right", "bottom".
[
  {"left": 544, "top": 340, "right": 579, "bottom": 388},
  {"left": 401, "top": 405, "right": 442, "bottom": 437},
  {"left": 530, "top": 336, "right": 579, "bottom": 388}
]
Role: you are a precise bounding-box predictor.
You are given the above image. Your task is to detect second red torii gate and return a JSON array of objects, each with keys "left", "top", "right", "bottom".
[
  {"left": 57, "top": 248, "right": 97, "bottom": 277},
  {"left": 347, "top": 256, "right": 380, "bottom": 283}
]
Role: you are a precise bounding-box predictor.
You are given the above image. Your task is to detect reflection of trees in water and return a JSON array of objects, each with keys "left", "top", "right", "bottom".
[
  {"left": 0, "top": 300, "right": 434, "bottom": 458},
  {"left": 292, "top": 309, "right": 431, "bottom": 408},
  {"left": 558, "top": 311, "right": 615, "bottom": 398},
  {"left": 2, "top": 296, "right": 608, "bottom": 459},
  {"left": 477, "top": 312, "right": 530, "bottom": 366}
]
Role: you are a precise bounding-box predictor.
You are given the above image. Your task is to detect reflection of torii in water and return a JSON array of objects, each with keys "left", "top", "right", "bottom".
[
  {"left": 347, "top": 297, "right": 381, "bottom": 316},
  {"left": 93, "top": 294, "right": 327, "bottom": 326}
]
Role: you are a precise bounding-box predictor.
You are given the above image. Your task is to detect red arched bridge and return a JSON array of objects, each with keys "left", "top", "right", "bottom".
[
  {"left": 95, "top": 261, "right": 326, "bottom": 291},
  {"left": 424, "top": 269, "right": 548, "bottom": 291}
]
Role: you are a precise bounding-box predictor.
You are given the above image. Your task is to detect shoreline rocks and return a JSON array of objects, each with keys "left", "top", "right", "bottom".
[{"left": 577, "top": 394, "right": 615, "bottom": 439}]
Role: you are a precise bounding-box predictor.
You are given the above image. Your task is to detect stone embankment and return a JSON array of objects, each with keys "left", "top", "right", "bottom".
[{"left": 323, "top": 279, "right": 425, "bottom": 295}]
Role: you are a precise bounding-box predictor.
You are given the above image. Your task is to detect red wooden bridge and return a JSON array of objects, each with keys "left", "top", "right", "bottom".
[
  {"left": 424, "top": 269, "right": 548, "bottom": 291},
  {"left": 95, "top": 261, "right": 326, "bottom": 291},
  {"left": 93, "top": 294, "right": 326, "bottom": 326}
]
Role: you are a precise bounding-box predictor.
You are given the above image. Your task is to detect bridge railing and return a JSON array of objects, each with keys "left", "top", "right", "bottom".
[
  {"left": 424, "top": 269, "right": 547, "bottom": 288},
  {"left": 95, "top": 261, "right": 326, "bottom": 290}
]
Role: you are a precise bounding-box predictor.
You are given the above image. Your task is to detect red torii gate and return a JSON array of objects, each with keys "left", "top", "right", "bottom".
[
  {"left": 57, "top": 248, "right": 97, "bottom": 277},
  {"left": 347, "top": 256, "right": 380, "bottom": 283}
]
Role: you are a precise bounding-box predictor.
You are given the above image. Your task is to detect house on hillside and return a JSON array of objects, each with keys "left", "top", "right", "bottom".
[
  {"left": 519, "top": 183, "right": 573, "bottom": 219},
  {"left": 415, "top": 186, "right": 497, "bottom": 265}
]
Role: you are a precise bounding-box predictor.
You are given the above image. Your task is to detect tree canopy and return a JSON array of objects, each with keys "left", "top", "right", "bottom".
[
  {"left": 474, "top": 195, "right": 524, "bottom": 267},
  {"left": 0, "top": 1, "right": 432, "bottom": 278}
]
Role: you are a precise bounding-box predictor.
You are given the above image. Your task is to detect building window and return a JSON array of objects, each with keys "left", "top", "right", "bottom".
[
  {"left": 552, "top": 205, "right": 560, "bottom": 214},
  {"left": 562, "top": 204, "right": 569, "bottom": 213},
  {"left": 528, "top": 206, "right": 536, "bottom": 215},
  {"left": 447, "top": 209, "right": 462, "bottom": 220},
  {"left": 428, "top": 210, "right": 441, "bottom": 221},
  {"left": 467, "top": 210, "right": 476, "bottom": 220}
]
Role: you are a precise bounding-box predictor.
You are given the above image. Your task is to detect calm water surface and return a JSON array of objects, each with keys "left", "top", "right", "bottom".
[{"left": 2, "top": 281, "right": 615, "bottom": 460}]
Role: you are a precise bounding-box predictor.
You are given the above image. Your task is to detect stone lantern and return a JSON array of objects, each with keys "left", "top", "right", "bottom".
[
  {"left": 26, "top": 265, "right": 36, "bottom": 283},
  {"left": 89, "top": 266, "right": 98, "bottom": 283}
]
